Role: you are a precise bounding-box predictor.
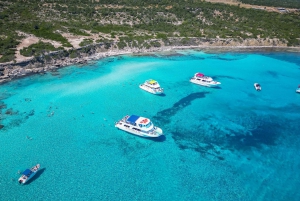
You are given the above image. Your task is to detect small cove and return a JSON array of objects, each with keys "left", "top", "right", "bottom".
[{"left": 1, "top": 50, "right": 300, "bottom": 201}]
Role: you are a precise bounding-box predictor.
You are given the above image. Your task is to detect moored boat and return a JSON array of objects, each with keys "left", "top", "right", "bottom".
[
  {"left": 190, "top": 73, "right": 221, "bottom": 87},
  {"left": 254, "top": 83, "right": 261, "bottom": 91},
  {"left": 296, "top": 85, "right": 300, "bottom": 93},
  {"left": 139, "top": 79, "right": 164, "bottom": 95},
  {"left": 18, "top": 164, "right": 40, "bottom": 184},
  {"left": 115, "top": 115, "right": 163, "bottom": 137}
]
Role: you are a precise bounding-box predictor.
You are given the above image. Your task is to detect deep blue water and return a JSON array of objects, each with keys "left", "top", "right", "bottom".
[{"left": 1, "top": 50, "right": 300, "bottom": 201}]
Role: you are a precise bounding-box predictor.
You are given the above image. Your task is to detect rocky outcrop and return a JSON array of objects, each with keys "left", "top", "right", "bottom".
[{"left": 0, "top": 37, "right": 298, "bottom": 84}]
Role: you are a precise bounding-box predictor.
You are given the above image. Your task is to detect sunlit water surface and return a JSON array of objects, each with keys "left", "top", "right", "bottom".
[{"left": 1, "top": 50, "right": 300, "bottom": 201}]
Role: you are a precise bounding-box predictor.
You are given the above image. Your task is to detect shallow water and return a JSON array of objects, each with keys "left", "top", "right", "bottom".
[{"left": 1, "top": 50, "right": 300, "bottom": 201}]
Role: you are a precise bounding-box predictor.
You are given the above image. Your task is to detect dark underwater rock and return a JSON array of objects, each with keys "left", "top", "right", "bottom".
[{"left": 5, "top": 108, "right": 18, "bottom": 115}]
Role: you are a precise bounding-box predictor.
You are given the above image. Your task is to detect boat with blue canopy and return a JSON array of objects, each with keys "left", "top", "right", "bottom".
[
  {"left": 115, "top": 115, "right": 163, "bottom": 137},
  {"left": 18, "top": 164, "right": 40, "bottom": 184}
]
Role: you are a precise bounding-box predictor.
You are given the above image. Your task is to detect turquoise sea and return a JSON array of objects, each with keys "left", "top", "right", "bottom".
[{"left": 1, "top": 50, "right": 300, "bottom": 201}]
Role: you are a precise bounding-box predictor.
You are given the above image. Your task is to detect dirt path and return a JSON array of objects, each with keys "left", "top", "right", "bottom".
[
  {"left": 15, "top": 32, "right": 63, "bottom": 62},
  {"left": 206, "top": 0, "right": 298, "bottom": 13}
]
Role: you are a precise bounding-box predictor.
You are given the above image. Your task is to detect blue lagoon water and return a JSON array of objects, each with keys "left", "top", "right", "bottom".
[{"left": 1, "top": 50, "right": 300, "bottom": 201}]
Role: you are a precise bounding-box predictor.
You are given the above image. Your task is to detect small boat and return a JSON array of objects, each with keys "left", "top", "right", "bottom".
[
  {"left": 254, "top": 83, "right": 261, "bottom": 91},
  {"left": 190, "top": 73, "right": 221, "bottom": 87},
  {"left": 139, "top": 79, "right": 164, "bottom": 95},
  {"left": 296, "top": 85, "right": 300, "bottom": 93},
  {"left": 18, "top": 164, "right": 40, "bottom": 184},
  {"left": 115, "top": 115, "right": 163, "bottom": 138}
]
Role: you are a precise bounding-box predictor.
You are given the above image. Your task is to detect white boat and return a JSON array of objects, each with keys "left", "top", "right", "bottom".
[
  {"left": 190, "top": 73, "right": 221, "bottom": 87},
  {"left": 18, "top": 164, "right": 40, "bottom": 184},
  {"left": 115, "top": 115, "right": 163, "bottom": 138},
  {"left": 139, "top": 79, "right": 164, "bottom": 95},
  {"left": 296, "top": 85, "right": 300, "bottom": 93},
  {"left": 254, "top": 83, "right": 261, "bottom": 91}
]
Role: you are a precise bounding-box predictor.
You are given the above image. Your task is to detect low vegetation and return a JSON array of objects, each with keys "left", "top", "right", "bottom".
[
  {"left": 0, "top": 0, "right": 300, "bottom": 63},
  {"left": 20, "top": 41, "right": 64, "bottom": 57},
  {"left": 79, "top": 39, "right": 93, "bottom": 47}
]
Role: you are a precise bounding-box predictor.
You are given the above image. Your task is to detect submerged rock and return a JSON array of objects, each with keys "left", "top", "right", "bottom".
[
  {"left": 0, "top": 102, "right": 7, "bottom": 109},
  {"left": 5, "top": 108, "right": 18, "bottom": 115}
]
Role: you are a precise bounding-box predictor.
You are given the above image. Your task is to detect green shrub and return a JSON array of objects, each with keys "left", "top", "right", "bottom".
[
  {"left": 20, "top": 41, "right": 63, "bottom": 57},
  {"left": 156, "top": 33, "right": 168, "bottom": 40},
  {"left": 68, "top": 28, "right": 90, "bottom": 36},
  {"left": 0, "top": 54, "right": 15, "bottom": 63},
  {"left": 150, "top": 41, "right": 161, "bottom": 47},
  {"left": 117, "top": 41, "right": 127, "bottom": 49},
  {"left": 79, "top": 39, "right": 93, "bottom": 47}
]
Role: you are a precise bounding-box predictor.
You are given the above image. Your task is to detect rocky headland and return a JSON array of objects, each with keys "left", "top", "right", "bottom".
[{"left": 1, "top": 37, "right": 299, "bottom": 84}]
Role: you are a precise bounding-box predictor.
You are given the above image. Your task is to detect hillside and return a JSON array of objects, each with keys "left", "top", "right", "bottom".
[
  {"left": 0, "top": 0, "right": 300, "bottom": 63},
  {"left": 239, "top": 0, "right": 300, "bottom": 8}
]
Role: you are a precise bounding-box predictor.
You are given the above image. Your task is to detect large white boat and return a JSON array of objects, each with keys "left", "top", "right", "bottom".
[
  {"left": 190, "top": 73, "right": 221, "bottom": 87},
  {"left": 296, "top": 85, "right": 300, "bottom": 93},
  {"left": 18, "top": 164, "right": 40, "bottom": 184},
  {"left": 254, "top": 83, "right": 261, "bottom": 91},
  {"left": 115, "top": 115, "right": 163, "bottom": 137},
  {"left": 139, "top": 79, "right": 164, "bottom": 95}
]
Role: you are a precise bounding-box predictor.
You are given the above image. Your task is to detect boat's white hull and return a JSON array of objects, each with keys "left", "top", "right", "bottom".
[
  {"left": 190, "top": 79, "right": 221, "bottom": 87},
  {"left": 254, "top": 83, "right": 261, "bottom": 91},
  {"left": 296, "top": 89, "right": 300, "bottom": 93},
  {"left": 18, "top": 164, "right": 40, "bottom": 184},
  {"left": 115, "top": 123, "right": 163, "bottom": 138},
  {"left": 139, "top": 84, "right": 163, "bottom": 95}
]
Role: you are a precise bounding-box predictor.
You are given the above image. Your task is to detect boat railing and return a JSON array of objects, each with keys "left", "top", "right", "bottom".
[
  {"left": 120, "top": 115, "right": 129, "bottom": 122},
  {"left": 147, "top": 127, "right": 158, "bottom": 135},
  {"left": 132, "top": 127, "right": 142, "bottom": 132},
  {"left": 154, "top": 88, "right": 163, "bottom": 92}
]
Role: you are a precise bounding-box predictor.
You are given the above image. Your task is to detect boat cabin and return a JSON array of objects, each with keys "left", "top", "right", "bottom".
[{"left": 126, "top": 115, "right": 153, "bottom": 129}]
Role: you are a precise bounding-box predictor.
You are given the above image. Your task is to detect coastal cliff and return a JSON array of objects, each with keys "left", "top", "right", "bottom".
[{"left": 0, "top": 37, "right": 297, "bottom": 84}]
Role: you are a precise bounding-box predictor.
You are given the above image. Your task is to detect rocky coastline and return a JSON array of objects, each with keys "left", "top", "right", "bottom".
[{"left": 1, "top": 37, "right": 300, "bottom": 85}]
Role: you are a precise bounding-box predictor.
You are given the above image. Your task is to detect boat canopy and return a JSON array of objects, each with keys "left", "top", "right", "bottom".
[
  {"left": 196, "top": 73, "right": 204, "bottom": 77},
  {"left": 148, "top": 79, "right": 157, "bottom": 84},
  {"left": 127, "top": 115, "right": 140, "bottom": 124},
  {"left": 22, "top": 169, "right": 32, "bottom": 176}
]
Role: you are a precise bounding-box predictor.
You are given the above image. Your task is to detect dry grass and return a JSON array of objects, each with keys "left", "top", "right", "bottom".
[{"left": 205, "top": 0, "right": 299, "bottom": 13}]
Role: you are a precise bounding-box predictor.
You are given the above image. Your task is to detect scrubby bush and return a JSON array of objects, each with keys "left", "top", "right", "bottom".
[
  {"left": 79, "top": 39, "right": 93, "bottom": 47},
  {"left": 20, "top": 41, "right": 63, "bottom": 57}
]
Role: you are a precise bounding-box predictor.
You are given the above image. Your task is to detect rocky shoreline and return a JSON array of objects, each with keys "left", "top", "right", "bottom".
[{"left": 1, "top": 37, "right": 300, "bottom": 85}]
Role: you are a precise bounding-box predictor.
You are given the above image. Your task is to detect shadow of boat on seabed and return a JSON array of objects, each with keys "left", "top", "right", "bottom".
[
  {"left": 212, "top": 86, "right": 222, "bottom": 89},
  {"left": 149, "top": 135, "right": 166, "bottom": 142},
  {"left": 24, "top": 168, "right": 46, "bottom": 185},
  {"left": 134, "top": 134, "right": 166, "bottom": 142}
]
